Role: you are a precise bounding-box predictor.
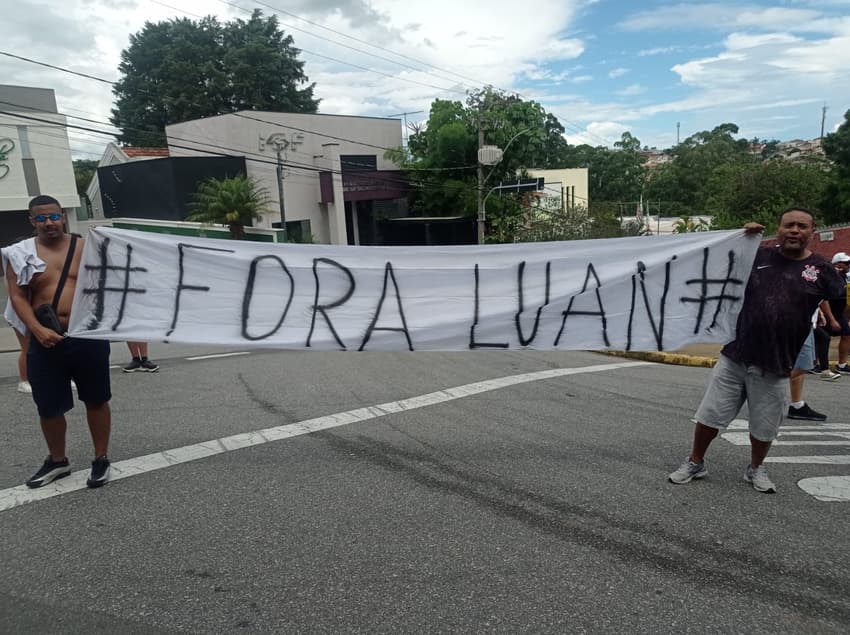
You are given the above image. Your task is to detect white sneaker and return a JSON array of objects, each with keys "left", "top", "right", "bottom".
[
  {"left": 17, "top": 381, "right": 32, "bottom": 394},
  {"left": 744, "top": 465, "right": 776, "bottom": 493},
  {"left": 668, "top": 457, "right": 708, "bottom": 484},
  {"left": 819, "top": 370, "right": 841, "bottom": 381}
]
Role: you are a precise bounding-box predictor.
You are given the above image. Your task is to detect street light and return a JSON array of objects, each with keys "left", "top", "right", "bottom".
[{"left": 477, "top": 128, "right": 531, "bottom": 244}]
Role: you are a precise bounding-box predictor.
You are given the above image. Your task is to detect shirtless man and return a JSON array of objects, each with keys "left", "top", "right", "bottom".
[{"left": 5, "top": 195, "right": 112, "bottom": 488}]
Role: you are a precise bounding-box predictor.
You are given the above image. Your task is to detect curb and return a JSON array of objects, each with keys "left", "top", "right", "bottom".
[
  {"left": 0, "top": 346, "right": 721, "bottom": 366},
  {"left": 601, "top": 350, "right": 718, "bottom": 368}
]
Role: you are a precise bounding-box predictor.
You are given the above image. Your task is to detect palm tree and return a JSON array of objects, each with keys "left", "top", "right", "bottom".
[{"left": 188, "top": 175, "right": 269, "bottom": 239}]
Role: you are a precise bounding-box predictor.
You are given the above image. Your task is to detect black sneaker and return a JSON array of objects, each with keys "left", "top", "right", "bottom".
[
  {"left": 123, "top": 359, "right": 142, "bottom": 373},
  {"left": 86, "top": 455, "right": 111, "bottom": 488},
  {"left": 139, "top": 359, "right": 159, "bottom": 372},
  {"left": 835, "top": 364, "right": 850, "bottom": 375},
  {"left": 788, "top": 403, "right": 827, "bottom": 421},
  {"left": 26, "top": 456, "right": 71, "bottom": 489}
]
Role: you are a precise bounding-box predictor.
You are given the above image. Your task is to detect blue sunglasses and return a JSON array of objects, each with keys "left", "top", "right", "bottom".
[{"left": 32, "top": 213, "right": 63, "bottom": 223}]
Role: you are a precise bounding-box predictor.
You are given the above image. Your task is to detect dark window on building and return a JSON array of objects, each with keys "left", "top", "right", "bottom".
[
  {"left": 274, "top": 219, "right": 312, "bottom": 242},
  {"left": 340, "top": 155, "right": 377, "bottom": 172}
]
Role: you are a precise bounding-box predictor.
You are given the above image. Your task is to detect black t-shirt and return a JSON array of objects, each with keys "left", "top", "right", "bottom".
[{"left": 722, "top": 246, "right": 845, "bottom": 376}]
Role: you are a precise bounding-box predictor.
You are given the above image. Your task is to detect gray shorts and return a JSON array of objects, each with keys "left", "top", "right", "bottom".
[
  {"left": 793, "top": 330, "right": 815, "bottom": 370},
  {"left": 694, "top": 354, "right": 788, "bottom": 442}
]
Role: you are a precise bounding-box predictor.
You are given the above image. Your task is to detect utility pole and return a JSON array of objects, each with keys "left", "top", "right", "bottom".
[
  {"left": 276, "top": 147, "right": 287, "bottom": 242},
  {"left": 821, "top": 103, "right": 829, "bottom": 140},
  {"left": 676, "top": 122, "right": 680, "bottom": 145},
  {"left": 477, "top": 124, "right": 486, "bottom": 245}
]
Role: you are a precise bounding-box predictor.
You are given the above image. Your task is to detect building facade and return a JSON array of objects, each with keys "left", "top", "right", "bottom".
[
  {"left": 87, "top": 144, "right": 170, "bottom": 219},
  {"left": 166, "top": 111, "right": 408, "bottom": 245},
  {"left": 526, "top": 168, "right": 590, "bottom": 211},
  {"left": 0, "top": 85, "right": 78, "bottom": 246}
]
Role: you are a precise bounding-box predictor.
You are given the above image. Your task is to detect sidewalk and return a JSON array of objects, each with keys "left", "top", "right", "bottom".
[
  {"left": 0, "top": 324, "right": 724, "bottom": 364},
  {"left": 0, "top": 327, "right": 839, "bottom": 368},
  {"left": 0, "top": 326, "right": 19, "bottom": 353}
]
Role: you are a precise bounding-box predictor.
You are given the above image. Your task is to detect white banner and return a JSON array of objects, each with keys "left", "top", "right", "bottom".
[{"left": 68, "top": 227, "right": 759, "bottom": 352}]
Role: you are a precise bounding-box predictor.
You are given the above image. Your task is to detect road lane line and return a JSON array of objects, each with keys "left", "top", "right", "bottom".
[
  {"left": 0, "top": 360, "right": 651, "bottom": 512},
  {"left": 186, "top": 352, "right": 251, "bottom": 361}
]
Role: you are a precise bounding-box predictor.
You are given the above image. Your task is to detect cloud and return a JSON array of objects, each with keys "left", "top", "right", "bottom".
[
  {"left": 671, "top": 30, "right": 849, "bottom": 88},
  {"left": 619, "top": 4, "right": 824, "bottom": 32},
  {"left": 608, "top": 67, "right": 629, "bottom": 78},
  {"left": 616, "top": 83, "right": 646, "bottom": 96},
  {"left": 565, "top": 121, "right": 631, "bottom": 146},
  {"left": 637, "top": 46, "right": 682, "bottom": 56}
]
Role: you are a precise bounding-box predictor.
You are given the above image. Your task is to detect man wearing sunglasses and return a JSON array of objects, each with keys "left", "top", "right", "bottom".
[{"left": 4, "top": 195, "right": 112, "bottom": 489}]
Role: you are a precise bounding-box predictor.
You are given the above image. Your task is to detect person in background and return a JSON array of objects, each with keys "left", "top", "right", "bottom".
[
  {"left": 788, "top": 322, "right": 829, "bottom": 422},
  {"left": 123, "top": 341, "right": 160, "bottom": 373},
  {"left": 826, "top": 252, "right": 850, "bottom": 374},
  {"left": 811, "top": 304, "right": 841, "bottom": 381},
  {"left": 2, "top": 236, "right": 35, "bottom": 393}
]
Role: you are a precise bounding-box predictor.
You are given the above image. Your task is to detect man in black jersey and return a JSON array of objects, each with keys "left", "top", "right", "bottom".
[{"left": 669, "top": 208, "right": 844, "bottom": 493}]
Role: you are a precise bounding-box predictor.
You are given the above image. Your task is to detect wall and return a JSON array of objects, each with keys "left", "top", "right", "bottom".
[
  {"left": 0, "top": 86, "right": 78, "bottom": 246},
  {"left": 526, "top": 168, "right": 590, "bottom": 211},
  {"left": 0, "top": 110, "right": 77, "bottom": 212}
]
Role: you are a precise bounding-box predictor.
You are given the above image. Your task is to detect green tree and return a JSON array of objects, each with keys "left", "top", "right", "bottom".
[
  {"left": 73, "top": 159, "right": 99, "bottom": 195},
  {"left": 822, "top": 109, "right": 850, "bottom": 222},
  {"left": 188, "top": 175, "right": 269, "bottom": 239},
  {"left": 643, "top": 123, "right": 754, "bottom": 217},
  {"left": 560, "top": 133, "right": 645, "bottom": 203},
  {"left": 111, "top": 9, "right": 319, "bottom": 146},
  {"left": 389, "top": 87, "right": 572, "bottom": 231},
  {"left": 707, "top": 159, "right": 830, "bottom": 231}
]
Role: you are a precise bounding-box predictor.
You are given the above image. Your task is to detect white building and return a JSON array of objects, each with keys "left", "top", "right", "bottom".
[
  {"left": 0, "top": 85, "right": 78, "bottom": 245},
  {"left": 527, "top": 168, "right": 590, "bottom": 211},
  {"left": 166, "top": 111, "right": 407, "bottom": 245}
]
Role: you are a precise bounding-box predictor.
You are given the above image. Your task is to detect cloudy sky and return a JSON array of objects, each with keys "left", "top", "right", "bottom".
[{"left": 3, "top": 0, "right": 849, "bottom": 159}]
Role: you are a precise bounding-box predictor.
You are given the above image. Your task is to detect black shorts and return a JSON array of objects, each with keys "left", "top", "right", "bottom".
[
  {"left": 27, "top": 337, "right": 111, "bottom": 418},
  {"left": 830, "top": 315, "right": 850, "bottom": 337}
]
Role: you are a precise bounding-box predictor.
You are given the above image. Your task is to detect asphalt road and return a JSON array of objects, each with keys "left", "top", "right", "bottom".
[{"left": 1, "top": 345, "right": 849, "bottom": 633}]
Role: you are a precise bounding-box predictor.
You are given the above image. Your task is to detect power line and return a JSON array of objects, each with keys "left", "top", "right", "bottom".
[
  {"left": 151, "top": 0, "right": 613, "bottom": 146},
  {"left": 0, "top": 94, "right": 474, "bottom": 176},
  {"left": 0, "top": 51, "right": 114, "bottom": 85},
  {"left": 243, "top": 0, "right": 486, "bottom": 87},
  {"left": 0, "top": 107, "right": 466, "bottom": 196},
  {"left": 212, "top": 0, "right": 472, "bottom": 93}
]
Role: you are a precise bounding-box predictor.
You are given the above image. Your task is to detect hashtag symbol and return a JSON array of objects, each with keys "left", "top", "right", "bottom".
[
  {"left": 82, "top": 237, "right": 147, "bottom": 330},
  {"left": 680, "top": 248, "right": 744, "bottom": 334}
]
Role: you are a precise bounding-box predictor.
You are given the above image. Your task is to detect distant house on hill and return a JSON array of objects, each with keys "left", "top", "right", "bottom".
[{"left": 639, "top": 148, "right": 672, "bottom": 169}]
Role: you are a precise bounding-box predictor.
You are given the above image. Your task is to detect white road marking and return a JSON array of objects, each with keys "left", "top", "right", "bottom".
[
  {"left": 185, "top": 352, "right": 251, "bottom": 361},
  {"left": 766, "top": 456, "right": 850, "bottom": 465},
  {"left": 0, "top": 360, "right": 651, "bottom": 513},
  {"left": 727, "top": 419, "right": 850, "bottom": 431},
  {"left": 722, "top": 419, "right": 850, "bottom": 502},
  {"left": 722, "top": 433, "right": 850, "bottom": 446},
  {"left": 798, "top": 476, "right": 850, "bottom": 502}
]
